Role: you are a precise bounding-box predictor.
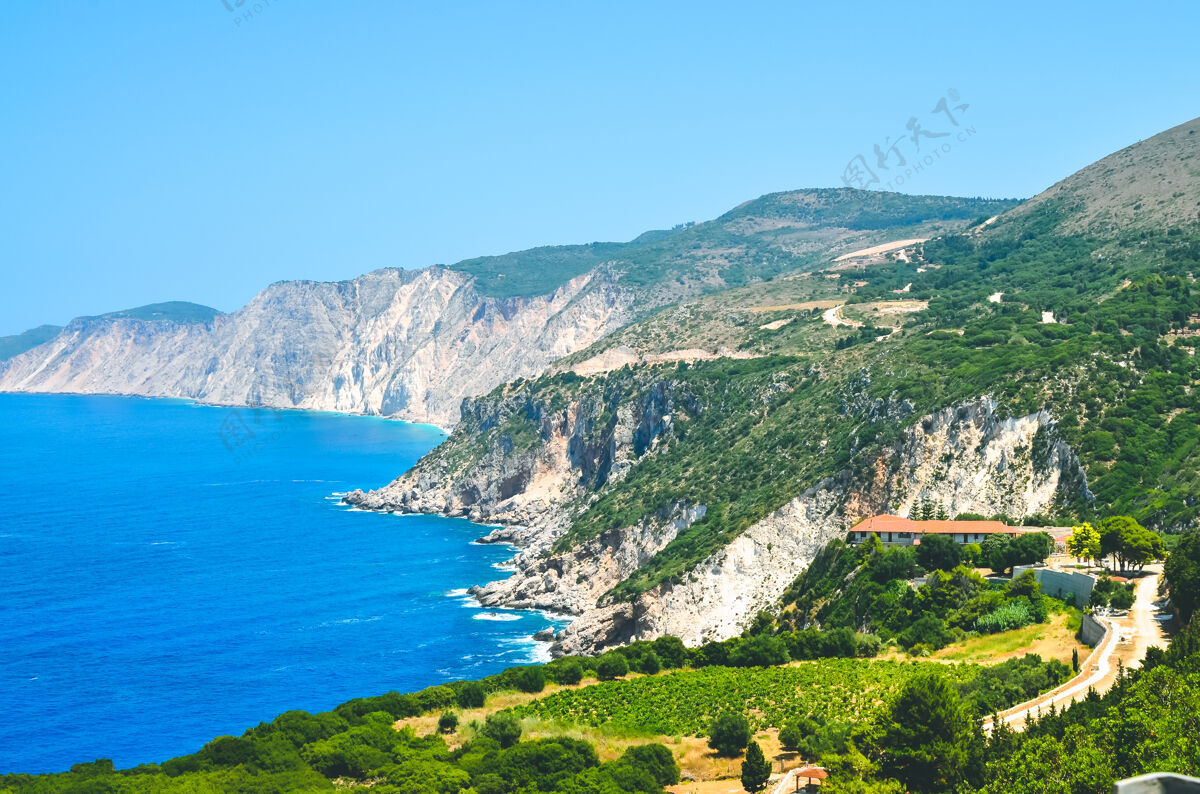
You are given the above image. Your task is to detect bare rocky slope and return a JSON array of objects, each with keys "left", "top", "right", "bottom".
[{"left": 0, "top": 267, "right": 629, "bottom": 428}]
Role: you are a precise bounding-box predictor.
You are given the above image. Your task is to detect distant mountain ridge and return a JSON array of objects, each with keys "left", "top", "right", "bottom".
[
  {"left": 87, "top": 301, "right": 223, "bottom": 324},
  {"left": 0, "top": 189, "right": 1014, "bottom": 426},
  {"left": 0, "top": 325, "right": 64, "bottom": 362}
]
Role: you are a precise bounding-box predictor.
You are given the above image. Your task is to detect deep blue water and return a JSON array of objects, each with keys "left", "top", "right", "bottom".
[{"left": 0, "top": 393, "right": 563, "bottom": 774}]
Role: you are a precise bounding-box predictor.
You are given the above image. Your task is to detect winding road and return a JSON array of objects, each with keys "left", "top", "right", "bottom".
[{"left": 984, "top": 567, "right": 1168, "bottom": 732}]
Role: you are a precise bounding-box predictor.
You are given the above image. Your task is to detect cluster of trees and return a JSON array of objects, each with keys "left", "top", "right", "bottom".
[
  {"left": 2, "top": 706, "right": 679, "bottom": 794},
  {"left": 1164, "top": 530, "right": 1200, "bottom": 623},
  {"left": 1088, "top": 574, "right": 1136, "bottom": 610},
  {"left": 779, "top": 537, "right": 1058, "bottom": 651},
  {"left": 907, "top": 531, "right": 1053, "bottom": 576},
  {"left": 1067, "top": 517, "right": 1166, "bottom": 571},
  {"left": 977, "top": 532, "right": 1055, "bottom": 575}
]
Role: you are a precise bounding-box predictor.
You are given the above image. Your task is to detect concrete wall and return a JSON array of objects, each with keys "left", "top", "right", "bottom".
[
  {"left": 1012, "top": 565, "right": 1096, "bottom": 607},
  {"left": 1079, "top": 611, "right": 1107, "bottom": 646}
]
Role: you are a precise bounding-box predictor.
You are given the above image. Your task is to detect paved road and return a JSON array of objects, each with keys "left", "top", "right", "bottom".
[{"left": 984, "top": 566, "right": 1168, "bottom": 732}]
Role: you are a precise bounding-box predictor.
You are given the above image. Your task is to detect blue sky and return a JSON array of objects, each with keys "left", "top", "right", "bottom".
[{"left": 1, "top": 2, "right": 1198, "bottom": 334}]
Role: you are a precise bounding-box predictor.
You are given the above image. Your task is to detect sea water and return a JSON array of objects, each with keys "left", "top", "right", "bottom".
[{"left": 0, "top": 393, "right": 565, "bottom": 773}]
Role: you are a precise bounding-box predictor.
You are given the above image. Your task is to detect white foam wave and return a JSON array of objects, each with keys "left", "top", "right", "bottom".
[{"left": 473, "top": 612, "right": 522, "bottom": 622}]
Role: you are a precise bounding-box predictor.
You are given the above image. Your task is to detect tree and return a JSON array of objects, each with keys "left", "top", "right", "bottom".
[
  {"left": 481, "top": 712, "right": 522, "bottom": 748},
  {"left": 1066, "top": 523, "right": 1102, "bottom": 566},
  {"left": 707, "top": 712, "right": 751, "bottom": 757},
  {"left": 636, "top": 650, "right": 662, "bottom": 675},
  {"left": 916, "top": 534, "right": 962, "bottom": 572},
  {"left": 778, "top": 722, "right": 803, "bottom": 752},
  {"left": 652, "top": 636, "right": 689, "bottom": 669},
  {"left": 1120, "top": 525, "right": 1166, "bottom": 571},
  {"left": 546, "top": 658, "right": 584, "bottom": 685},
  {"left": 457, "top": 681, "right": 486, "bottom": 709},
  {"left": 1165, "top": 531, "right": 1200, "bottom": 624},
  {"left": 596, "top": 652, "right": 629, "bottom": 681},
  {"left": 741, "top": 741, "right": 771, "bottom": 793},
  {"left": 900, "top": 614, "right": 953, "bottom": 650},
  {"left": 1097, "top": 517, "right": 1162, "bottom": 572},
  {"left": 981, "top": 534, "right": 1013, "bottom": 574},
  {"left": 729, "top": 634, "right": 790, "bottom": 667},
  {"left": 879, "top": 674, "right": 976, "bottom": 793},
  {"left": 1072, "top": 647, "right": 1079, "bottom": 674},
  {"left": 1010, "top": 532, "right": 1054, "bottom": 568},
  {"left": 437, "top": 711, "right": 458, "bottom": 733},
  {"left": 511, "top": 666, "right": 546, "bottom": 693},
  {"left": 1110, "top": 586, "right": 1135, "bottom": 610},
  {"left": 620, "top": 744, "right": 679, "bottom": 786},
  {"left": 913, "top": 497, "right": 937, "bottom": 521}
]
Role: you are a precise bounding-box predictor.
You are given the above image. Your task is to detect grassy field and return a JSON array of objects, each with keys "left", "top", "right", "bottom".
[{"left": 930, "top": 610, "right": 1085, "bottom": 664}]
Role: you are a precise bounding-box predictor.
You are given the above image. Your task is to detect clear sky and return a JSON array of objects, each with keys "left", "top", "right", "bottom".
[{"left": 2, "top": 1, "right": 1198, "bottom": 334}]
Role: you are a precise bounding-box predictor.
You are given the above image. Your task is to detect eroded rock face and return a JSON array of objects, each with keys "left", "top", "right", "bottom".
[
  {"left": 349, "top": 393, "right": 1092, "bottom": 655},
  {"left": 845, "top": 397, "right": 1093, "bottom": 521},
  {"left": 0, "top": 268, "right": 631, "bottom": 428}
]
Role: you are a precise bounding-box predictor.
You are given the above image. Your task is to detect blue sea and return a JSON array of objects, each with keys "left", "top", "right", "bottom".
[{"left": 0, "top": 393, "right": 564, "bottom": 774}]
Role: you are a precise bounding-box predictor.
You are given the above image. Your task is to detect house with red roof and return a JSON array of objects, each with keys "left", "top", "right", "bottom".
[{"left": 847, "top": 514, "right": 1027, "bottom": 546}]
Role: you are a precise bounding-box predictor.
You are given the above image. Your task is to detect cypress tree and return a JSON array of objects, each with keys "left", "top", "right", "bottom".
[{"left": 740, "top": 740, "right": 771, "bottom": 793}]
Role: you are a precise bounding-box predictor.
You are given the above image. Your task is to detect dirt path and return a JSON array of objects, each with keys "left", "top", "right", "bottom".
[
  {"left": 1126, "top": 568, "right": 1169, "bottom": 669},
  {"left": 748, "top": 299, "right": 841, "bottom": 313},
  {"left": 821, "top": 305, "right": 861, "bottom": 328},
  {"left": 833, "top": 238, "right": 927, "bottom": 261}
]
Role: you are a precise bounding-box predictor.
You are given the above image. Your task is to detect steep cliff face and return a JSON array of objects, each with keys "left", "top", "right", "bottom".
[
  {"left": 0, "top": 268, "right": 630, "bottom": 428},
  {"left": 346, "top": 380, "right": 1092, "bottom": 654},
  {"left": 549, "top": 397, "right": 1091, "bottom": 653}
]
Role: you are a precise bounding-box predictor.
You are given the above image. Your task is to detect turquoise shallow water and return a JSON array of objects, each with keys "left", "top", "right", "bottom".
[{"left": 0, "top": 393, "right": 564, "bottom": 773}]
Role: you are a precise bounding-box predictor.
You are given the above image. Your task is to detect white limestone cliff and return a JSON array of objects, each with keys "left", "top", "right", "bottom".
[{"left": 0, "top": 267, "right": 631, "bottom": 428}]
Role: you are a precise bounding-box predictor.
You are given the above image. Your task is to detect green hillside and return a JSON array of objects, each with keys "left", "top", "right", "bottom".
[
  {"left": 88, "top": 301, "right": 223, "bottom": 324},
  {"left": 0, "top": 325, "right": 63, "bottom": 361},
  {"left": 449, "top": 190, "right": 1019, "bottom": 299}
]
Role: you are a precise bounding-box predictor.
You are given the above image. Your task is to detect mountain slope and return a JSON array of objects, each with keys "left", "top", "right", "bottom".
[
  {"left": 1004, "top": 116, "right": 1200, "bottom": 235},
  {"left": 0, "top": 325, "right": 63, "bottom": 362},
  {"left": 347, "top": 116, "right": 1200, "bottom": 653},
  {"left": 0, "top": 191, "right": 1013, "bottom": 427}
]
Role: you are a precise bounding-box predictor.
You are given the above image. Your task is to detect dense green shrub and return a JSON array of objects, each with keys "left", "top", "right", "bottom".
[
  {"left": 457, "top": 681, "right": 487, "bottom": 709},
  {"left": 437, "top": 711, "right": 458, "bottom": 733},
  {"left": 708, "top": 712, "right": 751, "bottom": 757},
  {"left": 480, "top": 712, "right": 522, "bottom": 749},
  {"left": 546, "top": 657, "right": 584, "bottom": 685},
  {"left": 510, "top": 666, "right": 547, "bottom": 694},
  {"left": 596, "top": 652, "right": 630, "bottom": 681}
]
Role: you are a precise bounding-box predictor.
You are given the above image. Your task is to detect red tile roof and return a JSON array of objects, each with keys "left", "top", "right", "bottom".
[{"left": 849, "top": 515, "right": 1015, "bottom": 535}]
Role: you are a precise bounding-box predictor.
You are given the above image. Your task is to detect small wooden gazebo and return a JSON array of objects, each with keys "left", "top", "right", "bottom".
[{"left": 792, "top": 765, "right": 827, "bottom": 792}]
